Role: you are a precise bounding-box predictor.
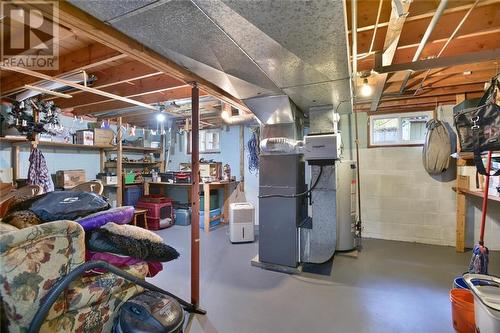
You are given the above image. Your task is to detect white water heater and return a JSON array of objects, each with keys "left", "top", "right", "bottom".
[{"left": 229, "top": 202, "right": 255, "bottom": 243}]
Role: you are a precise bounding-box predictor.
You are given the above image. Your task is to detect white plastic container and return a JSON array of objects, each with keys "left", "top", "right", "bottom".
[
  {"left": 463, "top": 274, "right": 500, "bottom": 333},
  {"left": 229, "top": 202, "right": 255, "bottom": 243}
]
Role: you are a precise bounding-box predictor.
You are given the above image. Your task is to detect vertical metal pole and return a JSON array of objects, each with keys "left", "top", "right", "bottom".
[
  {"left": 117, "top": 117, "right": 123, "bottom": 206},
  {"left": 190, "top": 83, "right": 200, "bottom": 306}
]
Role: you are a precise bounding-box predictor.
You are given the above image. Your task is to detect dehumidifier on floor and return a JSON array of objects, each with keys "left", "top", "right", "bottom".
[{"left": 229, "top": 202, "right": 255, "bottom": 243}]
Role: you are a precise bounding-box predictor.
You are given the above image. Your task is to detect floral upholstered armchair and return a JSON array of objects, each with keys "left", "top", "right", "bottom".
[{"left": 0, "top": 220, "right": 148, "bottom": 333}]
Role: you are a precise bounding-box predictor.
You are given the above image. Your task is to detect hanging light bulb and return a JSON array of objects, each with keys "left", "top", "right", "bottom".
[
  {"left": 360, "top": 78, "right": 373, "bottom": 97},
  {"left": 156, "top": 113, "right": 166, "bottom": 122}
]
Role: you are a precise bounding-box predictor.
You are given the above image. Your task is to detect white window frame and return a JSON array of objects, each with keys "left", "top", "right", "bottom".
[
  {"left": 369, "top": 111, "right": 433, "bottom": 147},
  {"left": 187, "top": 129, "right": 221, "bottom": 154}
]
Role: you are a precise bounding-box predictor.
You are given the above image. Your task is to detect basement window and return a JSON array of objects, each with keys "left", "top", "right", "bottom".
[
  {"left": 369, "top": 111, "right": 432, "bottom": 146},
  {"left": 187, "top": 129, "right": 221, "bottom": 153}
]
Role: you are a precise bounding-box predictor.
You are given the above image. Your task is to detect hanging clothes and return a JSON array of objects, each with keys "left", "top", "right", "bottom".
[{"left": 28, "top": 147, "right": 54, "bottom": 193}]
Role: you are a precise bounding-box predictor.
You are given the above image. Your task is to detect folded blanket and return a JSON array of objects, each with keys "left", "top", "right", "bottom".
[
  {"left": 86, "top": 225, "right": 179, "bottom": 262},
  {"left": 85, "top": 250, "right": 163, "bottom": 277},
  {"left": 76, "top": 207, "right": 135, "bottom": 231}
]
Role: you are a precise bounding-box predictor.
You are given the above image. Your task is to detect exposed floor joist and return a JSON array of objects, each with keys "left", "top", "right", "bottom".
[
  {"left": 16, "top": 0, "right": 251, "bottom": 113},
  {"left": 369, "top": 0, "right": 411, "bottom": 111},
  {"left": 0, "top": 43, "right": 126, "bottom": 96}
]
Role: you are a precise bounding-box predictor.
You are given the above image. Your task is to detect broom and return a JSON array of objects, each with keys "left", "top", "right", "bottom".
[{"left": 468, "top": 151, "right": 493, "bottom": 274}]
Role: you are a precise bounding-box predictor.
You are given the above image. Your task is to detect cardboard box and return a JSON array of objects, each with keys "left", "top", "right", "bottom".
[
  {"left": 101, "top": 175, "right": 117, "bottom": 185},
  {"left": 56, "top": 170, "right": 86, "bottom": 189},
  {"left": 75, "top": 130, "right": 94, "bottom": 145},
  {"left": 93, "top": 129, "right": 114, "bottom": 146}
]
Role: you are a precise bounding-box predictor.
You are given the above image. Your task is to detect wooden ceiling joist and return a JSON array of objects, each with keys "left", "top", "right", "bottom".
[
  {"left": 375, "top": 48, "right": 500, "bottom": 74},
  {"left": 54, "top": 75, "right": 188, "bottom": 109},
  {"left": 0, "top": 43, "right": 125, "bottom": 96},
  {"left": 71, "top": 86, "right": 205, "bottom": 115},
  {"left": 369, "top": 0, "right": 411, "bottom": 111},
  {"left": 0, "top": 65, "right": 157, "bottom": 110},
  {"left": 16, "top": 0, "right": 250, "bottom": 113}
]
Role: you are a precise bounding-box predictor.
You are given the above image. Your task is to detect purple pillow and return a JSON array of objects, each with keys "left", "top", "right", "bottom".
[{"left": 76, "top": 206, "right": 134, "bottom": 231}]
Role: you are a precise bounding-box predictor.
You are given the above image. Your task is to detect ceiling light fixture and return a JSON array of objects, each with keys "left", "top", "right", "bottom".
[
  {"left": 360, "top": 78, "right": 373, "bottom": 97},
  {"left": 156, "top": 113, "right": 166, "bottom": 122}
]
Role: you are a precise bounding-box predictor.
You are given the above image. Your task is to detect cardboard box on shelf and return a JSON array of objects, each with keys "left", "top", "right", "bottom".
[
  {"left": 56, "top": 170, "right": 86, "bottom": 189},
  {"left": 75, "top": 130, "right": 94, "bottom": 145},
  {"left": 93, "top": 129, "right": 114, "bottom": 146}
]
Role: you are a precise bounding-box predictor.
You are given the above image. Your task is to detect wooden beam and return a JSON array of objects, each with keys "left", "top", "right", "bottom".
[
  {"left": 357, "top": 29, "right": 500, "bottom": 72},
  {"left": 369, "top": 0, "right": 411, "bottom": 111},
  {"left": 1, "top": 43, "right": 125, "bottom": 95},
  {"left": 375, "top": 48, "right": 500, "bottom": 74},
  {"left": 71, "top": 86, "right": 200, "bottom": 115},
  {"left": 116, "top": 117, "right": 123, "bottom": 207},
  {"left": 18, "top": 1, "right": 250, "bottom": 113},
  {"left": 71, "top": 61, "right": 163, "bottom": 91},
  {"left": 54, "top": 75, "right": 187, "bottom": 109},
  {"left": 353, "top": 2, "right": 500, "bottom": 55},
  {"left": 1, "top": 65, "right": 156, "bottom": 110}
]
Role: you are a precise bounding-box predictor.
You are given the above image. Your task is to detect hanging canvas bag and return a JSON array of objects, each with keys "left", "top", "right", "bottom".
[
  {"left": 454, "top": 75, "right": 500, "bottom": 175},
  {"left": 422, "top": 119, "right": 452, "bottom": 174}
]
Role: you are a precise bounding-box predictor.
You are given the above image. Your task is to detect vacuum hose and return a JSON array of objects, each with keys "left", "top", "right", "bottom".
[{"left": 28, "top": 261, "right": 205, "bottom": 333}]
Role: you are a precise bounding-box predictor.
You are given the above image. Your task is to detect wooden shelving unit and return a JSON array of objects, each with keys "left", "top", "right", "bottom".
[{"left": 2, "top": 119, "right": 165, "bottom": 207}]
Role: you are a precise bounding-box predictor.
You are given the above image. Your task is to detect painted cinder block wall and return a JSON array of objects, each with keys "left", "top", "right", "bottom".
[{"left": 340, "top": 106, "right": 500, "bottom": 250}]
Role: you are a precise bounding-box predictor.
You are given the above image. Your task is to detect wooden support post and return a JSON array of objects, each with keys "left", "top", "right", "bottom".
[
  {"left": 99, "top": 149, "right": 105, "bottom": 173},
  {"left": 203, "top": 183, "right": 210, "bottom": 233},
  {"left": 239, "top": 125, "right": 245, "bottom": 192},
  {"left": 117, "top": 117, "right": 123, "bottom": 206},
  {"left": 12, "top": 145, "right": 19, "bottom": 185},
  {"left": 190, "top": 83, "right": 200, "bottom": 307},
  {"left": 456, "top": 171, "right": 468, "bottom": 252}
]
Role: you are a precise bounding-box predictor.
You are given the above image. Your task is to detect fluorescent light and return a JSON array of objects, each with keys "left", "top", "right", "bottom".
[
  {"left": 156, "top": 113, "right": 166, "bottom": 122},
  {"left": 24, "top": 85, "right": 73, "bottom": 99},
  {"left": 360, "top": 78, "right": 372, "bottom": 97}
]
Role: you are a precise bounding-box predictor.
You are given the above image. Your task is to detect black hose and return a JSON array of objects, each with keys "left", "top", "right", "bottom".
[
  {"left": 28, "top": 261, "right": 205, "bottom": 333},
  {"left": 258, "top": 166, "right": 323, "bottom": 199}
]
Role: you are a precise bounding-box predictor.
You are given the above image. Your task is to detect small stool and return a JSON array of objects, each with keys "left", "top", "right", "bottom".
[{"left": 132, "top": 209, "right": 148, "bottom": 229}]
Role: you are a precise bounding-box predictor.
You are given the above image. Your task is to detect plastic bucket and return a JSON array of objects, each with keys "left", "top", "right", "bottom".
[
  {"left": 454, "top": 277, "right": 470, "bottom": 289},
  {"left": 450, "top": 289, "right": 475, "bottom": 333}
]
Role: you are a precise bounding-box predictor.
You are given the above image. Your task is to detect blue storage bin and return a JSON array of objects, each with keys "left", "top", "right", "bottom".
[
  {"left": 199, "top": 208, "right": 221, "bottom": 230},
  {"left": 124, "top": 185, "right": 142, "bottom": 206},
  {"left": 175, "top": 208, "right": 191, "bottom": 226}
]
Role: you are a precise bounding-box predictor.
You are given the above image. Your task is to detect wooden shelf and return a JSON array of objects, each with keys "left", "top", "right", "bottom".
[
  {"left": 105, "top": 161, "right": 162, "bottom": 167},
  {"left": 104, "top": 146, "right": 161, "bottom": 152},
  {"left": 1, "top": 138, "right": 114, "bottom": 150},
  {"left": 453, "top": 187, "right": 500, "bottom": 203},
  {"left": 457, "top": 152, "right": 500, "bottom": 160}
]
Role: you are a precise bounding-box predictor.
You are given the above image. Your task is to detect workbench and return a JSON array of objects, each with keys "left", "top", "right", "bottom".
[{"left": 144, "top": 181, "right": 237, "bottom": 232}]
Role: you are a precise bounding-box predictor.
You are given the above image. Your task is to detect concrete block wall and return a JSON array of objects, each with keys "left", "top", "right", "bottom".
[{"left": 341, "top": 106, "right": 500, "bottom": 250}]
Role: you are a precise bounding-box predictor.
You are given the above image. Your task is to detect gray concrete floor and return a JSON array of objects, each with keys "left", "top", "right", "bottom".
[{"left": 150, "top": 225, "right": 499, "bottom": 333}]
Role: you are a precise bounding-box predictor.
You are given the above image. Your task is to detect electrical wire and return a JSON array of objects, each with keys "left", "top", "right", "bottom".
[
  {"left": 247, "top": 128, "right": 260, "bottom": 174},
  {"left": 258, "top": 166, "right": 323, "bottom": 199}
]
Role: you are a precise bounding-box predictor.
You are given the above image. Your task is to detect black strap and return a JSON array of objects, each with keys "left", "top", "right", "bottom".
[
  {"left": 472, "top": 129, "right": 500, "bottom": 176},
  {"left": 478, "top": 74, "right": 500, "bottom": 106}
]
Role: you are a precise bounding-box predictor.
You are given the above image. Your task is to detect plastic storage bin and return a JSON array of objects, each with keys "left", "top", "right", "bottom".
[
  {"left": 174, "top": 208, "right": 191, "bottom": 226},
  {"left": 200, "top": 190, "right": 219, "bottom": 209},
  {"left": 199, "top": 208, "right": 221, "bottom": 230},
  {"left": 124, "top": 186, "right": 142, "bottom": 206},
  {"left": 136, "top": 198, "right": 174, "bottom": 230},
  {"left": 464, "top": 273, "right": 500, "bottom": 333}
]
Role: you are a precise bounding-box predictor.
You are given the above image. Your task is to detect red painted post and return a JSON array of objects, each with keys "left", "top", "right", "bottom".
[{"left": 190, "top": 83, "right": 200, "bottom": 306}]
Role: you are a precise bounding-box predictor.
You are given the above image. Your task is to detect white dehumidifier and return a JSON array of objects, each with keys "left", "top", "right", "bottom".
[{"left": 229, "top": 202, "right": 255, "bottom": 243}]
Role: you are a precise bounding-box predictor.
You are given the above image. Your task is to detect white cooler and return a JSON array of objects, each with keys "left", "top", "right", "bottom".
[
  {"left": 463, "top": 274, "right": 500, "bottom": 333},
  {"left": 229, "top": 202, "right": 255, "bottom": 243}
]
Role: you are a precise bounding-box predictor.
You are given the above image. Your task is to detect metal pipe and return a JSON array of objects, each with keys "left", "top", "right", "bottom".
[
  {"left": 190, "top": 83, "right": 200, "bottom": 307},
  {"left": 414, "top": 0, "right": 480, "bottom": 95},
  {"left": 399, "top": 0, "right": 449, "bottom": 93},
  {"left": 351, "top": 0, "right": 358, "bottom": 94}
]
